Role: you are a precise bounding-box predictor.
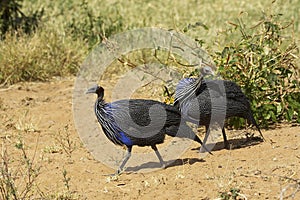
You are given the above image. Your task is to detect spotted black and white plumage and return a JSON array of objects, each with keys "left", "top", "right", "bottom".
[
  {"left": 174, "top": 67, "right": 264, "bottom": 149},
  {"left": 86, "top": 85, "right": 207, "bottom": 174}
]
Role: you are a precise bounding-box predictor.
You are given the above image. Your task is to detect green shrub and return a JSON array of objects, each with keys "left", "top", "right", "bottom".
[
  {"left": 213, "top": 13, "right": 300, "bottom": 128},
  {"left": 65, "top": 0, "right": 124, "bottom": 48}
]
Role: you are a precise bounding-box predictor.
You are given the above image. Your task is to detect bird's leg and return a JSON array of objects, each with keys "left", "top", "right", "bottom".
[
  {"left": 151, "top": 145, "right": 165, "bottom": 169},
  {"left": 254, "top": 122, "right": 265, "bottom": 142},
  {"left": 194, "top": 135, "right": 212, "bottom": 155},
  {"left": 200, "top": 125, "right": 210, "bottom": 153},
  {"left": 247, "top": 113, "right": 265, "bottom": 141},
  {"left": 117, "top": 146, "right": 132, "bottom": 174},
  {"left": 203, "top": 125, "right": 209, "bottom": 145},
  {"left": 257, "top": 129, "right": 265, "bottom": 142},
  {"left": 222, "top": 128, "right": 230, "bottom": 149},
  {"left": 173, "top": 123, "right": 212, "bottom": 154}
]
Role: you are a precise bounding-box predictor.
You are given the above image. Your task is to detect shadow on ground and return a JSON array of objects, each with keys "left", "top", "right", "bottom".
[
  {"left": 125, "top": 157, "right": 205, "bottom": 173},
  {"left": 192, "top": 135, "right": 264, "bottom": 152},
  {"left": 118, "top": 135, "right": 263, "bottom": 174}
]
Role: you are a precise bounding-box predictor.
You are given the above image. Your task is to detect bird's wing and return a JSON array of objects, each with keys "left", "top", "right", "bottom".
[{"left": 108, "top": 100, "right": 171, "bottom": 137}]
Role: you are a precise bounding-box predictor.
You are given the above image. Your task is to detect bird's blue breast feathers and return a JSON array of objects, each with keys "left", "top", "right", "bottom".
[
  {"left": 118, "top": 132, "right": 133, "bottom": 146},
  {"left": 105, "top": 103, "right": 133, "bottom": 146}
]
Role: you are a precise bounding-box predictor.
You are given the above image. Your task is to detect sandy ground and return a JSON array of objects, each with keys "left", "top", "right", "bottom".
[{"left": 0, "top": 78, "right": 299, "bottom": 200}]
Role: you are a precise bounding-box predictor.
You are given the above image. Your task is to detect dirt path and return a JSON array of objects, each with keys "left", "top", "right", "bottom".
[{"left": 0, "top": 78, "right": 299, "bottom": 199}]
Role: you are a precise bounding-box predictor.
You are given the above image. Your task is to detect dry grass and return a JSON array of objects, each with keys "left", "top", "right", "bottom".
[
  {"left": 0, "top": 27, "right": 86, "bottom": 85},
  {"left": 0, "top": 1, "right": 299, "bottom": 199},
  {"left": 1, "top": 0, "right": 299, "bottom": 85}
]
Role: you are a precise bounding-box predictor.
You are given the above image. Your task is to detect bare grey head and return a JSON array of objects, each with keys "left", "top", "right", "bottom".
[
  {"left": 194, "top": 65, "right": 215, "bottom": 88},
  {"left": 200, "top": 65, "right": 215, "bottom": 76},
  {"left": 86, "top": 85, "right": 104, "bottom": 99}
]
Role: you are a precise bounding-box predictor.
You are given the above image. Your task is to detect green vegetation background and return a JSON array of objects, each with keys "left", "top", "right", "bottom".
[{"left": 0, "top": 0, "right": 299, "bottom": 127}]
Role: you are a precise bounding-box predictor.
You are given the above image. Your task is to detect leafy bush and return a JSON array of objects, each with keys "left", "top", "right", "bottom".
[
  {"left": 66, "top": 0, "right": 124, "bottom": 48},
  {"left": 213, "top": 13, "right": 300, "bottom": 128}
]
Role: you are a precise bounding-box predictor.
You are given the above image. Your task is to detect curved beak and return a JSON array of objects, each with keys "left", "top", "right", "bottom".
[{"left": 86, "top": 85, "right": 98, "bottom": 94}]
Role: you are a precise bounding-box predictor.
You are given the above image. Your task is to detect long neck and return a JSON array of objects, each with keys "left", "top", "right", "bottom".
[
  {"left": 94, "top": 97, "right": 107, "bottom": 124},
  {"left": 94, "top": 98, "right": 124, "bottom": 146},
  {"left": 175, "top": 77, "right": 202, "bottom": 105},
  {"left": 94, "top": 90, "right": 105, "bottom": 118}
]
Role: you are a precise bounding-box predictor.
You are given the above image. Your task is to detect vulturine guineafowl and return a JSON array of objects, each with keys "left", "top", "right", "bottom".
[
  {"left": 86, "top": 85, "right": 209, "bottom": 174},
  {"left": 174, "top": 66, "right": 264, "bottom": 150}
]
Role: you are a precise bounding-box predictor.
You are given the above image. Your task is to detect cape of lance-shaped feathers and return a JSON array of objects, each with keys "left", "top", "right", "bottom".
[
  {"left": 175, "top": 78, "right": 252, "bottom": 125},
  {"left": 95, "top": 98, "right": 183, "bottom": 147}
]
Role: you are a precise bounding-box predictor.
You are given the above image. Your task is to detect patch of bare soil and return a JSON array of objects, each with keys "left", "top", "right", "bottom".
[{"left": 0, "top": 78, "right": 299, "bottom": 199}]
